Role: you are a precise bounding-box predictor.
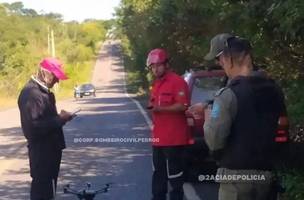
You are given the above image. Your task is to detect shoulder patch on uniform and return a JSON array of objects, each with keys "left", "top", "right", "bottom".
[
  {"left": 215, "top": 87, "right": 228, "bottom": 97},
  {"left": 211, "top": 102, "right": 220, "bottom": 118}
]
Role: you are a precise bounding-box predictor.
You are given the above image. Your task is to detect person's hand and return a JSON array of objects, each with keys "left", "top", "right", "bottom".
[
  {"left": 152, "top": 105, "right": 162, "bottom": 113},
  {"left": 59, "top": 110, "right": 74, "bottom": 122},
  {"left": 187, "top": 103, "right": 206, "bottom": 119},
  {"left": 146, "top": 102, "right": 154, "bottom": 110}
]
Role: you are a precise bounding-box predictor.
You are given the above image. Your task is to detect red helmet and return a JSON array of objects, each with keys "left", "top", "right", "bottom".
[{"left": 146, "top": 48, "right": 168, "bottom": 67}]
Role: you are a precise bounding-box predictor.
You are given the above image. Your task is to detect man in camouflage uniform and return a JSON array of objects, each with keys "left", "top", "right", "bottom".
[{"left": 189, "top": 34, "right": 286, "bottom": 200}]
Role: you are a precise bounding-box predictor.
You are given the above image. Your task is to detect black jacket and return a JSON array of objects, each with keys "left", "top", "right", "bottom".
[
  {"left": 18, "top": 79, "right": 66, "bottom": 150},
  {"left": 218, "top": 76, "right": 284, "bottom": 170}
]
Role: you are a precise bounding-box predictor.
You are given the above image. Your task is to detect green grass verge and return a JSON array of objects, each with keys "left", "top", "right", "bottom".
[{"left": 55, "top": 61, "right": 95, "bottom": 100}]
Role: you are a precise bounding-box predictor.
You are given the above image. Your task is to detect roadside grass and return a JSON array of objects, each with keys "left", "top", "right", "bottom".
[
  {"left": 0, "top": 96, "right": 17, "bottom": 110},
  {"left": 56, "top": 41, "right": 105, "bottom": 100},
  {"left": 55, "top": 61, "right": 95, "bottom": 100},
  {"left": 125, "top": 71, "right": 147, "bottom": 96},
  {"left": 123, "top": 60, "right": 150, "bottom": 115}
]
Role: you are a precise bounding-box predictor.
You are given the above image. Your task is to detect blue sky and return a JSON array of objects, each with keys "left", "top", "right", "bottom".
[{"left": 0, "top": 0, "right": 121, "bottom": 22}]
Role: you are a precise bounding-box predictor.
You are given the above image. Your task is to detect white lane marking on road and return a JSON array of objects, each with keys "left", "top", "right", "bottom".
[
  {"left": 124, "top": 91, "right": 153, "bottom": 130},
  {"left": 115, "top": 42, "right": 201, "bottom": 200},
  {"left": 119, "top": 53, "right": 152, "bottom": 130}
]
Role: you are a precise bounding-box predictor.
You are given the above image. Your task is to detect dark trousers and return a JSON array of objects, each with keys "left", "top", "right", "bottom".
[
  {"left": 152, "top": 146, "right": 185, "bottom": 200},
  {"left": 28, "top": 145, "right": 62, "bottom": 200},
  {"left": 30, "top": 178, "right": 58, "bottom": 200}
]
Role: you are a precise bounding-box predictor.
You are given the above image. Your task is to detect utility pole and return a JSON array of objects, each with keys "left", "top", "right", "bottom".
[
  {"left": 47, "top": 27, "right": 58, "bottom": 92},
  {"left": 47, "top": 26, "right": 51, "bottom": 55},
  {"left": 47, "top": 27, "right": 56, "bottom": 57}
]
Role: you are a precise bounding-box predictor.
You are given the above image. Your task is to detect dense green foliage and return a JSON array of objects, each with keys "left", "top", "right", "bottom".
[
  {"left": 0, "top": 2, "right": 108, "bottom": 103},
  {"left": 115, "top": 0, "right": 304, "bottom": 119},
  {"left": 115, "top": 1, "right": 304, "bottom": 199},
  {"left": 279, "top": 168, "right": 304, "bottom": 200}
]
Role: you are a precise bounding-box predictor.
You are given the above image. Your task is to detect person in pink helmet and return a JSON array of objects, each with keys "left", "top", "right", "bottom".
[
  {"left": 147, "top": 49, "right": 191, "bottom": 200},
  {"left": 18, "top": 57, "right": 74, "bottom": 200}
]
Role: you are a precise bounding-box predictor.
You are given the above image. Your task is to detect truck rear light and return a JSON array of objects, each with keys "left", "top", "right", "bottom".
[
  {"left": 276, "top": 115, "right": 289, "bottom": 143},
  {"left": 188, "top": 138, "right": 195, "bottom": 144},
  {"left": 275, "top": 136, "right": 288, "bottom": 143},
  {"left": 277, "top": 130, "right": 287, "bottom": 135}
]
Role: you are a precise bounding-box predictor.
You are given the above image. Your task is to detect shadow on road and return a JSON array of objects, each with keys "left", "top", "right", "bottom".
[
  {"left": 57, "top": 76, "right": 152, "bottom": 199},
  {"left": 0, "top": 180, "right": 30, "bottom": 200},
  {"left": 0, "top": 127, "right": 26, "bottom": 160}
]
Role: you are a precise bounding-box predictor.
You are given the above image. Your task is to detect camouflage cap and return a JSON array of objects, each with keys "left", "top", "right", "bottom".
[{"left": 204, "top": 33, "right": 235, "bottom": 61}]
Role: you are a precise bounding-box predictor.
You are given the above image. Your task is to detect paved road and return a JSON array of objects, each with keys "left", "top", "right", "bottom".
[{"left": 0, "top": 41, "right": 219, "bottom": 200}]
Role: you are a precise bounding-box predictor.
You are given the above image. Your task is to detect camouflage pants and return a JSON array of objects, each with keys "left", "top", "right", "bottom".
[{"left": 218, "top": 182, "right": 273, "bottom": 200}]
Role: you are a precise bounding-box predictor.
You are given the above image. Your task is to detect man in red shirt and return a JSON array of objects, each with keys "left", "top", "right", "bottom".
[{"left": 146, "top": 48, "right": 191, "bottom": 200}]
